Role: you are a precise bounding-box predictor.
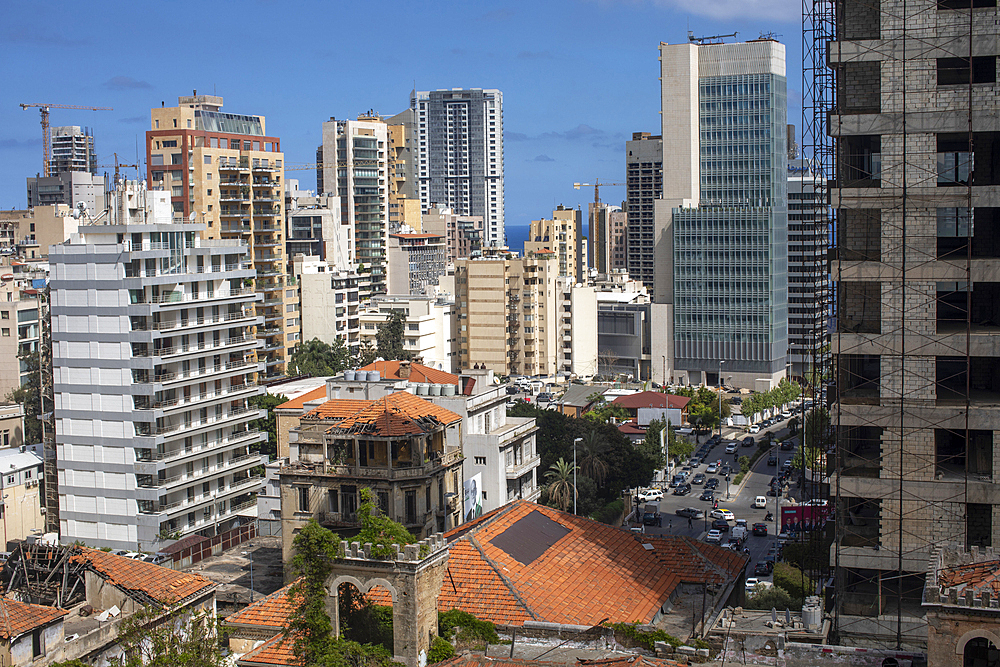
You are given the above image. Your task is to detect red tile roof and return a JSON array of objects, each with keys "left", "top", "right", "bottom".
[
  {"left": 0, "top": 597, "right": 67, "bottom": 640},
  {"left": 304, "top": 391, "right": 462, "bottom": 437},
  {"left": 237, "top": 631, "right": 299, "bottom": 667},
  {"left": 612, "top": 392, "right": 690, "bottom": 411},
  {"left": 939, "top": 560, "right": 1000, "bottom": 597},
  {"left": 275, "top": 386, "right": 327, "bottom": 413},
  {"left": 359, "top": 360, "right": 459, "bottom": 386},
  {"left": 618, "top": 421, "right": 646, "bottom": 435},
  {"left": 226, "top": 584, "right": 301, "bottom": 630},
  {"left": 73, "top": 548, "right": 215, "bottom": 605}
]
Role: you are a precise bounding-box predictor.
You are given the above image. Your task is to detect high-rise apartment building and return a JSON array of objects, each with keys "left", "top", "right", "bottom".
[
  {"left": 454, "top": 252, "right": 556, "bottom": 377},
  {"left": 387, "top": 233, "right": 447, "bottom": 295},
  {"left": 319, "top": 115, "right": 390, "bottom": 299},
  {"left": 525, "top": 205, "right": 585, "bottom": 282},
  {"left": 49, "top": 126, "right": 97, "bottom": 175},
  {"left": 146, "top": 93, "right": 295, "bottom": 380},
  {"left": 656, "top": 40, "right": 788, "bottom": 388},
  {"left": 590, "top": 202, "right": 628, "bottom": 275},
  {"left": 421, "top": 207, "right": 484, "bottom": 262},
  {"left": 385, "top": 108, "right": 422, "bottom": 231},
  {"left": 786, "top": 159, "right": 830, "bottom": 381},
  {"left": 49, "top": 183, "right": 267, "bottom": 549},
  {"left": 625, "top": 132, "right": 663, "bottom": 289},
  {"left": 827, "top": 0, "right": 1000, "bottom": 649},
  {"left": 411, "top": 89, "right": 504, "bottom": 247}
]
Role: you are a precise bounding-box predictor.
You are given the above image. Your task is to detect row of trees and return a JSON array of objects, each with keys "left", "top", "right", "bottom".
[
  {"left": 738, "top": 379, "right": 802, "bottom": 425},
  {"left": 670, "top": 386, "right": 731, "bottom": 430},
  {"left": 287, "top": 311, "right": 411, "bottom": 377}
]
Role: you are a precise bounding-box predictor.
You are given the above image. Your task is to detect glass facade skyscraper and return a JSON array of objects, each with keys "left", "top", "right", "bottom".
[{"left": 658, "top": 40, "right": 788, "bottom": 386}]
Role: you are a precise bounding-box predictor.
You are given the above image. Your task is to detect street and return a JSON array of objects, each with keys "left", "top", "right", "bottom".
[{"left": 632, "top": 420, "right": 805, "bottom": 580}]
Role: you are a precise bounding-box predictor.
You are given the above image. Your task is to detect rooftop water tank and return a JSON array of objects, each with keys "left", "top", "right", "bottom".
[
  {"left": 416, "top": 383, "right": 429, "bottom": 396},
  {"left": 428, "top": 384, "right": 441, "bottom": 396},
  {"left": 441, "top": 384, "right": 457, "bottom": 396},
  {"left": 344, "top": 370, "right": 356, "bottom": 381},
  {"left": 367, "top": 371, "right": 380, "bottom": 382}
]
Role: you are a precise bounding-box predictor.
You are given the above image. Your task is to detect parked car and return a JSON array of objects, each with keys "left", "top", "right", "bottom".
[
  {"left": 689, "top": 457, "right": 702, "bottom": 468},
  {"left": 123, "top": 552, "right": 143, "bottom": 560},
  {"left": 536, "top": 392, "right": 554, "bottom": 403},
  {"left": 692, "top": 473, "right": 706, "bottom": 485},
  {"left": 505, "top": 386, "right": 519, "bottom": 395},
  {"left": 705, "top": 529, "right": 723, "bottom": 544},
  {"left": 748, "top": 425, "right": 761, "bottom": 434},
  {"left": 754, "top": 561, "right": 774, "bottom": 575},
  {"left": 712, "top": 518, "right": 731, "bottom": 532},
  {"left": 753, "top": 522, "right": 768, "bottom": 536},
  {"left": 142, "top": 552, "right": 171, "bottom": 565},
  {"left": 710, "top": 508, "right": 735, "bottom": 521},
  {"left": 676, "top": 507, "right": 705, "bottom": 519},
  {"left": 705, "top": 478, "right": 720, "bottom": 490},
  {"left": 110, "top": 550, "right": 129, "bottom": 557},
  {"left": 638, "top": 488, "right": 664, "bottom": 502},
  {"left": 699, "top": 489, "right": 715, "bottom": 502}
]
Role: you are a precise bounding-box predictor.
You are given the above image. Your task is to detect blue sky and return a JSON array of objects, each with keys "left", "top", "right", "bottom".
[{"left": 2, "top": 0, "right": 802, "bottom": 242}]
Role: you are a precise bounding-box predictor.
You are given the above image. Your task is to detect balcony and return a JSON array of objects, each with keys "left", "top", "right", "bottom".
[
  {"left": 144, "top": 287, "right": 257, "bottom": 306},
  {"left": 153, "top": 358, "right": 263, "bottom": 384},
  {"left": 305, "top": 448, "right": 463, "bottom": 482},
  {"left": 145, "top": 334, "right": 259, "bottom": 358},
  {"left": 135, "top": 429, "right": 263, "bottom": 464},
  {"left": 133, "top": 309, "right": 259, "bottom": 333},
  {"left": 152, "top": 405, "right": 263, "bottom": 437},
  {"left": 152, "top": 382, "right": 260, "bottom": 411},
  {"left": 157, "top": 476, "right": 264, "bottom": 514}
]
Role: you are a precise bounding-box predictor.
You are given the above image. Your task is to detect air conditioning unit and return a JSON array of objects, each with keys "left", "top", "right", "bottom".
[{"left": 39, "top": 507, "right": 46, "bottom": 514}]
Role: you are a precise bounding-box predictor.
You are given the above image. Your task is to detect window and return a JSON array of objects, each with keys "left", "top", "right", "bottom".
[
  {"left": 204, "top": 155, "right": 212, "bottom": 165},
  {"left": 171, "top": 153, "right": 182, "bottom": 165},
  {"left": 298, "top": 487, "right": 310, "bottom": 512},
  {"left": 1, "top": 329, "right": 9, "bottom": 337},
  {"left": 150, "top": 154, "right": 164, "bottom": 166},
  {"left": 474, "top": 456, "right": 487, "bottom": 465},
  {"left": 0, "top": 312, "right": 7, "bottom": 319},
  {"left": 162, "top": 140, "right": 177, "bottom": 148},
  {"left": 938, "top": 57, "right": 997, "bottom": 85}
]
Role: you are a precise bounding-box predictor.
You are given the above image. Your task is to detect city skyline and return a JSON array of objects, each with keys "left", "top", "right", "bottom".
[{"left": 1, "top": 0, "right": 804, "bottom": 238}]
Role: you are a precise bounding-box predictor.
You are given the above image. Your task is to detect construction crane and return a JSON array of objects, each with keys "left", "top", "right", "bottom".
[
  {"left": 284, "top": 163, "right": 321, "bottom": 171},
  {"left": 573, "top": 178, "right": 625, "bottom": 207},
  {"left": 96, "top": 153, "right": 139, "bottom": 181},
  {"left": 19, "top": 103, "right": 113, "bottom": 177}
]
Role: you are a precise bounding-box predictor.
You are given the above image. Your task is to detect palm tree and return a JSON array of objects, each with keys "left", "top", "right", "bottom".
[
  {"left": 544, "top": 458, "right": 577, "bottom": 512},
  {"left": 578, "top": 431, "right": 610, "bottom": 487}
]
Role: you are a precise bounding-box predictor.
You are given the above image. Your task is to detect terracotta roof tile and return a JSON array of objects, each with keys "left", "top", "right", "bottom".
[
  {"left": 237, "top": 631, "right": 299, "bottom": 667},
  {"left": 305, "top": 392, "right": 462, "bottom": 437},
  {"left": 275, "top": 386, "right": 328, "bottom": 413},
  {"left": 73, "top": 548, "right": 214, "bottom": 605},
  {"left": 226, "top": 583, "right": 300, "bottom": 629},
  {"left": 612, "top": 392, "right": 690, "bottom": 410},
  {"left": 358, "top": 360, "right": 459, "bottom": 386},
  {"left": 0, "top": 597, "right": 67, "bottom": 640},
  {"left": 939, "top": 559, "right": 1000, "bottom": 597}
]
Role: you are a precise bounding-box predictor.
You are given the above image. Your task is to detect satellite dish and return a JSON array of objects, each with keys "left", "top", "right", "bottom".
[
  {"left": 189, "top": 212, "right": 197, "bottom": 222},
  {"left": 77, "top": 201, "right": 87, "bottom": 212}
]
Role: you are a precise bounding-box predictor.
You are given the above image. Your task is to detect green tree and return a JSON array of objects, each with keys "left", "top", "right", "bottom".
[
  {"left": 248, "top": 393, "right": 287, "bottom": 460},
  {"left": 289, "top": 338, "right": 351, "bottom": 377},
  {"left": 287, "top": 520, "right": 341, "bottom": 664},
  {"left": 107, "top": 604, "right": 226, "bottom": 667},
  {"left": 773, "top": 561, "right": 814, "bottom": 607},
  {"left": 577, "top": 430, "right": 610, "bottom": 486},
  {"left": 666, "top": 422, "right": 694, "bottom": 464},
  {"left": 6, "top": 349, "right": 40, "bottom": 444},
  {"left": 375, "top": 311, "right": 410, "bottom": 361},
  {"left": 584, "top": 401, "right": 630, "bottom": 425},
  {"left": 544, "top": 458, "right": 577, "bottom": 512},
  {"left": 355, "top": 339, "right": 378, "bottom": 367},
  {"left": 738, "top": 455, "right": 750, "bottom": 474},
  {"left": 355, "top": 487, "right": 416, "bottom": 558},
  {"left": 745, "top": 584, "right": 794, "bottom": 610}
]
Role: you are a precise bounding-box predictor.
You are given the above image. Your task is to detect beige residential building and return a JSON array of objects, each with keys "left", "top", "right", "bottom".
[
  {"left": 589, "top": 202, "right": 627, "bottom": 275},
  {"left": 385, "top": 110, "right": 422, "bottom": 231},
  {"left": 295, "top": 256, "right": 362, "bottom": 356},
  {"left": 359, "top": 295, "right": 457, "bottom": 372},
  {"left": 0, "top": 261, "right": 44, "bottom": 397},
  {"left": 146, "top": 93, "right": 295, "bottom": 380},
  {"left": 524, "top": 205, "right": 585, "bottom": 283},
  {"left": 556, "top": 277, "right": 598, "bottom": 380},
  {"left": 455, "top": 251, "right": 557, "bottom": 377},
  {"left": 0, "top": 448, "right": 45, "bottom": 546},
  {"left": 0, "top": 205, "right": 79, "bottom": 259},
  {"left": 421, "top": 207, "right": 484, "bottom": 262}
]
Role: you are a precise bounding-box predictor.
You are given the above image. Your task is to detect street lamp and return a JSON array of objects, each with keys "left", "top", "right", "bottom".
[
  {"left": 661, "top": 355, "right": 666, "bottom": 387},
  {"left": 573, "top": 437, "right": 582, "bottom": 515},
  {"left": 241, "top": 543, "right": 255, "bottom": 602}
]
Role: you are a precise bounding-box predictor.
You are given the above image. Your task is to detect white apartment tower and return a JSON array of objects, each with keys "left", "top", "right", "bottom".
[
  {"left": 411, "top": 89, "right": 505, "bottom": 248},
  {"left": 50, "top": 182, "right": 267, "bottom": 550}
]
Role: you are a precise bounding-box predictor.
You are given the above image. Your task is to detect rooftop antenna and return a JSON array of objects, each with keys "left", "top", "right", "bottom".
[
  {"left": 758, "top": 31, "right": 782, "bottom": 40},
  {"left": 687, "top": 31, "right": 739, "bottom": 45}
]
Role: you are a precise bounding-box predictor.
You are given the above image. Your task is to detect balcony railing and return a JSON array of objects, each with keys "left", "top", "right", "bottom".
[
  {"left": 133, "top": 310, "right": 258, "bottom": 332},
  {"left": 153, "top": 358, "right": 261, "bottom": 383},
  {"left": 152, "top": 406, "right": 260, "bottom": 436},
  {"left": 141, "top": 334, "right": 258, "bottom": 357},
  {"left": 135, "top": 429, "right": 262, "bottom": 462},
  {"left": 146, "top": 287, "right": 257, "bottom": 304},
  {"left": 152, "top": 382, "right": 258, "bottom": 409}
]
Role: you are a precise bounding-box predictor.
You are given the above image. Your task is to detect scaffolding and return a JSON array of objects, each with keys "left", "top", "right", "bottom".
[{"left": 816, "top": 0, "right": 988, "bottom": 650}]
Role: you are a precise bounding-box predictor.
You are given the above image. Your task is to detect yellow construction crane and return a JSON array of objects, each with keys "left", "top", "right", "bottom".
[
  {"left": 573, "top": 178, "right": 625, "bottom": 207},
  {"left": 96, "top": 153, "right": 139, "bottom": 180},
  {"left": 19, "top": 103, "right": 113, "bottom": 177},
  {"left": 284, "top": 163, "right": 321, "bottom": 171}
]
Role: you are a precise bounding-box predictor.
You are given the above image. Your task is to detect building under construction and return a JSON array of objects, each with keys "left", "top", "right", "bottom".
[{"left": 807, "top": 0, "right": 1000, "bottom": 650}]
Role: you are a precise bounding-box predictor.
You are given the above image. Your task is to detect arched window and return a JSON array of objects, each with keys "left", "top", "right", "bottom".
[{"left": 965, "top": 637, "right": 1000, "bottom": 667}]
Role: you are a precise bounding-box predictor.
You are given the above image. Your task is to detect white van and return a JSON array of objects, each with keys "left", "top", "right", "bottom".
[{"left": 753, "top": 496, "right": 768, "bottom": 509}]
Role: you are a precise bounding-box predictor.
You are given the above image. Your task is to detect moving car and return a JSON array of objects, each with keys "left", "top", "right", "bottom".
[
  {"left": 753, "top": 496, "right": 768, "bottom": 509},
  {"left": 692, "top": 473, "right": 706, "bottom": 485},
  {"left": 725, "top": 443, "right": 738, "bottom": 454},
  {"left": 720, "top": 464, "right": 732, "bottom": 476},
  {"left": 743, "top": 436, "right": 755, "bottom": 447},
  {"left": 506, "top": 386, "right": 519, "bottom": 395},
  {"left": 672, "top": 483, "right": 692, "bottom": 496},
  {"left": 638, "top": 488, "right": 664, "bottom": 502},
  {"left": 712, "top": 518, "right": 731, "bottom": 532},
  {"left": 676, "top": 507, "right": 705, "bottom": 519},
  {"left": 710, "top": 508, "right": 735, "bottom": 521},
  {"left": 748, "top": 425, "right": 761, "bottom": 433},
  {"left": 754, "top": 561, "right": 774, "bottom": 575},
  {"left": 745, "top": 577, "right": 761, "bottom": 592},
  {"left": 705, "top": 529, "right": 723, "bottom": 544},
  {"left": 699, "top": 489, "right": 715, "bottom": 502},
  {"left": 722, "top": 539, "right": 743, "bottom": 551},
  {"left": 705, "top": 478, "right": 719, "bottom": 490},
  {"left": 767, "top": 455, "right": 778, "bottom": 466},
  {"left": 752, "top": 522, "right": 768, "bottom": 536},
  {"left": 706, "top": 463, "right": 719, "bottom": 474}
]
